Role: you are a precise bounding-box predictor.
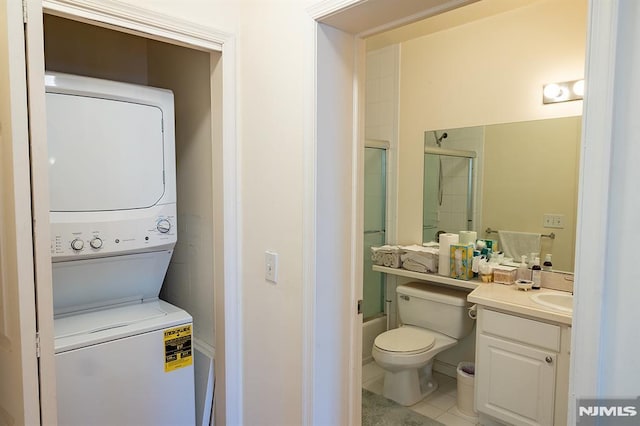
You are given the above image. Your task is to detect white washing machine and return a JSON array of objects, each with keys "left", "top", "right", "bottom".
[
  {"left": 55, "top": 301, "right": 194, "bottom": 426},
  {"left": 46, "top": 72, "right": 195, "bottom": 425}
]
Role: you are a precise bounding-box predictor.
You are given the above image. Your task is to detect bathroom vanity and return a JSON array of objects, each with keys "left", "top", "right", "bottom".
[{"left": 468, "top": 285, "right": 572, "bottom": 426}]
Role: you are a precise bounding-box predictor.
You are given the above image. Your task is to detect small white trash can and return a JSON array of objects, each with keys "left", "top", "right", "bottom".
[{"left": 456, "top": 361, "right": 477, "bottom": 418}]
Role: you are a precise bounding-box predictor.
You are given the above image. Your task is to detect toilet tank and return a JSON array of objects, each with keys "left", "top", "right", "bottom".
[{"left": 397, "top": 282, "right": 473, "bottom": 339}]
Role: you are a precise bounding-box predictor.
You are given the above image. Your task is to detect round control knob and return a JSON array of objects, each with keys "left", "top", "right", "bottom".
[
  {"left": 90, "top": 237, "right": 103, "bottom": 249},
  {"left": 71, "top": 238, "right": 84, "bottom": 251},
  {"left": 157, "top": 219, "right": 171, "bottom": 234}
]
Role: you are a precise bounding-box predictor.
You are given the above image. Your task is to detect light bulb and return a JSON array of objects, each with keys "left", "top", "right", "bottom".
[
  {"left": 572, "top": 79, "right": 585, "bottom": 97},
  {"left": 543, "top": 83, "right": 562, "bottom": 99}
]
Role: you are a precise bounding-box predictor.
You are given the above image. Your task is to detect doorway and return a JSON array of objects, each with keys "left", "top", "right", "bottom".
[{"left": 311, "top": 0, "right": 588, "bottom": 424}]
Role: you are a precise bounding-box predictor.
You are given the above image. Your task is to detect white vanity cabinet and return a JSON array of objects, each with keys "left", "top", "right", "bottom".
[{"left": 475, "top": 306, "right": 571, "bottom": 426}]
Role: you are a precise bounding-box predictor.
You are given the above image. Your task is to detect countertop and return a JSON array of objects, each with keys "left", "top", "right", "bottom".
[{"left": 468, "top": 283, "right": 572, "bottom": 325}]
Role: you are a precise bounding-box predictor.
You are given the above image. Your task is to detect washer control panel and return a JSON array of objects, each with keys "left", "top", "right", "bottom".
[{"left": 50, "top": 205, "right": 177, "bottom": 261}]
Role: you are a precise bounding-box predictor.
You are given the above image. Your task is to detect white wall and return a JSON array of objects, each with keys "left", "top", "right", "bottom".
[{"left": 596, "top": 0, "right": 640, "bottom": 398}]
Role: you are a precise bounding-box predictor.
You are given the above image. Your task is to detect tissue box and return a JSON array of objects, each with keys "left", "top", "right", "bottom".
[
  {"left": 450, "top": 244, "right": 474, "bottom": 280},
  {"left": 493, "top": 266, "right": 517, "bottom": 285}
]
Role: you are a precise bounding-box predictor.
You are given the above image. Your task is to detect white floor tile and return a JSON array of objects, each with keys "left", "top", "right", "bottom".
[
  {"left": 447, "top": 405, "right": 479, "bottom": 423},
  {"left": 424, "top": 392, "right": 457, "bottom": 411},
  {"left": 410, "top": 400, "right": 446, "bottom": 419},
  {"left": 436, "top": 412, "right": 476, "bottom": 426}
]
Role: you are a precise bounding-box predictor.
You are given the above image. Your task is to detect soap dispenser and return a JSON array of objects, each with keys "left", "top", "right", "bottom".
[{"left": 517, "top": 255, "right": 531, "bottom": 281}]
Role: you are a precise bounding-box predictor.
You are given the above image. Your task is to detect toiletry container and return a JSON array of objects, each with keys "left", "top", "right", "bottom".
[
  {"left": 517, "top": 255, "right": 531, "bottom": 281},
  {"left": 531, "top": 257, "right": 542, "bottom": 289},
  {"left": 543, "top": 254, "right": 553, "bottom": 272}
]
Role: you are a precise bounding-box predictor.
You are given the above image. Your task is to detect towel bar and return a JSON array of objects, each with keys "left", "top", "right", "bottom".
[{"left": 485, "top": 227, "right": 555, "bottom": 240}]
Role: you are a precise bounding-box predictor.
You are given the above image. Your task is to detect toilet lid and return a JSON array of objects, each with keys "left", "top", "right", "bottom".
[{"left": 374, "top": 327, "right": 435, "bottom": 354}]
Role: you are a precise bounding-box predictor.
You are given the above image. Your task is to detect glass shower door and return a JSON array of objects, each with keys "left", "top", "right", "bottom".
[{"left": 363, "top": 147, "right": 386, "bottom": 320}]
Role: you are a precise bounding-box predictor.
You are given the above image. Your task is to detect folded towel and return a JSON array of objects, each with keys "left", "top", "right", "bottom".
[
  {"left": 402, "top": 259, "right": 429, "bottom": 273},
  {"left": 399, "top": 244, "right": 439, "bottom": 255},
  {"left": 498, "top": 230, "right": 541, "bottom": 261},
  {"left": 371, "top": 245, "right": 403, "bottom": 268},
  {"left": 400, "top": 245, "right": 439, "bottom": 272}
]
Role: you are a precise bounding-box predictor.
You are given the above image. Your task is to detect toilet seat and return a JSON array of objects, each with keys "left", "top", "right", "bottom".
[{"left": 374, "top": 327, "right": 435, "bottom": 355}]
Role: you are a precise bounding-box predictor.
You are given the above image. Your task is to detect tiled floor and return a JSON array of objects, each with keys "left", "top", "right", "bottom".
[{"left": 362, "top": 362, "right": 479, "bottom": 426}]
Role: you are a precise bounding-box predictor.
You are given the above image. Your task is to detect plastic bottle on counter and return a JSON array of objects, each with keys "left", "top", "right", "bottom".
[
  {"left": 543, "top": 254, "right": 553, "bottom": 272},
  {"left": 531, "top": 257, "right": 542, "bottom": 289},
  {"left": 517, "top": 255, "right": 531, "bottom": 281}
]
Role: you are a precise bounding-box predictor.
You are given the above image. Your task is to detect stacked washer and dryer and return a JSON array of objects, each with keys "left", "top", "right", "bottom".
[{"left": 46, "top": 72, "right": 196, "bottom": 425}]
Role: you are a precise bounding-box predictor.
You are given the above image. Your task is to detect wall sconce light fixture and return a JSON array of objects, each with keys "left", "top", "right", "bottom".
[{"left": 543, "top": 79, "right": 584, "bottom": 104}]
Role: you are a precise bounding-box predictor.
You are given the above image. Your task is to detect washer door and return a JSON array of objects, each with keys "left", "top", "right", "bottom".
[
  {"left": 374, "top": 327, "right": 435, "bottom": 354},
  {"left": 47, "top": 92, "right": 165, "bottom": 212}
]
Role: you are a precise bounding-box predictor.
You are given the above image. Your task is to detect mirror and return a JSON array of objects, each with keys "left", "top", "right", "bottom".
[{"left": 423, "top": 116, "right": 581, "bottom": 272}]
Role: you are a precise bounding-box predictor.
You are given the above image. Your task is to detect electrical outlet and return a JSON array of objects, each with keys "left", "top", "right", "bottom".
[{"left": 543, "top": 214, "right": 565, "bottom": 229}]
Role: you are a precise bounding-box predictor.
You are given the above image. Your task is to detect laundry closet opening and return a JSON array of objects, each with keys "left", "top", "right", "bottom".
[{"left": 43, "top": 14, "right": 218, "bottom": 424}]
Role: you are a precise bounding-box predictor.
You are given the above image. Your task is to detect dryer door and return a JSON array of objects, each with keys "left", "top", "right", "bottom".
[{"left": 46, "top": 92, "right": 165, "bottom": 211}]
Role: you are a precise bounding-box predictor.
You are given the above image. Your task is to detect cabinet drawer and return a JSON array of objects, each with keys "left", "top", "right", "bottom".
[{"left": 480, "top": 308, "right": 560, "bottom": 351}]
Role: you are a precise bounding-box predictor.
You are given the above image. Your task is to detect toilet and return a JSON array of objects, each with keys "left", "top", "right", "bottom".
[{"left": 372, "top": 281, "right": 474, "bottom": 406}]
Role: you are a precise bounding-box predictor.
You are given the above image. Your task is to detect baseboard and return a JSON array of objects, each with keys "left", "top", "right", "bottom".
[{"left": 433, "top": 359, "right": 457, "bottom": 379}]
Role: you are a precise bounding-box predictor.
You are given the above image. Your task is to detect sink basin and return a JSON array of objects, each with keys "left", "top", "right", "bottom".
[{"left": 530, "top": 292, "right": 573, "bottom": 313}]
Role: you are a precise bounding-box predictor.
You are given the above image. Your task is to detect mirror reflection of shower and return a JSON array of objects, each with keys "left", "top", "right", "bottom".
[
  {"left": 433, "top": 131, "right": 447, "bottom": 206},
  {"left": 423, "top": 128, "right": 480, "bottom": 243}
]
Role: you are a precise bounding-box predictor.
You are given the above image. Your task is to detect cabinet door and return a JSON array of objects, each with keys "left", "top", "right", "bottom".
[{"left": 476, "top": 334, "right": 557, "bottom": 426}]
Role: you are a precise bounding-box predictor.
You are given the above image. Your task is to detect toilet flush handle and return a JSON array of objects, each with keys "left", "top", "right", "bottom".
[
  {"left": 399, "top": 295, "right": 410, "bottom": 301},
  {"left": 468, "top": 304, "right": 477, "bottom": 320}
]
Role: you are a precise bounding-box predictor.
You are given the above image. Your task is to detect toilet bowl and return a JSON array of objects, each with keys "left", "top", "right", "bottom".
[{"left": 371, "top": 282, "right": 473, "bottom": 406}]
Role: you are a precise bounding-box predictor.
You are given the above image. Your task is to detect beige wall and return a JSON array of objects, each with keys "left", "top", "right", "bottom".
[{"left": 395, "top": 0, "right": 587, "bottom": 246}]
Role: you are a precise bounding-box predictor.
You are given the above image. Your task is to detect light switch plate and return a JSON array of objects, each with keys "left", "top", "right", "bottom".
[{"left": 265, "top": 251, "right": 278, "bottom": 283}]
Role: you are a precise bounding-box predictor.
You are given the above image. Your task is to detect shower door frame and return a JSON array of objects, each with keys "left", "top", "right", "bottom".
[{"left": 363, "top": 140, "right": 393, "bottom": 323}]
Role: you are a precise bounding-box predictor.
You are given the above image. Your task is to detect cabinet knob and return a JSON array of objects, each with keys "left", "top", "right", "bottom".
[{"left": 545, "top": 356, "right": 553, "bottom": 363}]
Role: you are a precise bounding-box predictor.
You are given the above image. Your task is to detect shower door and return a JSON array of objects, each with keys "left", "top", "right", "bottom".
[{"left": 363, "top": 146, "right": 387, "bottom": 320}]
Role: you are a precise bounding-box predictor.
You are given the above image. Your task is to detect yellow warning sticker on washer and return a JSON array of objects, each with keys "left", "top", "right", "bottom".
[{"left": 164, "top": 324, "right": 193, "bottom": 372}]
